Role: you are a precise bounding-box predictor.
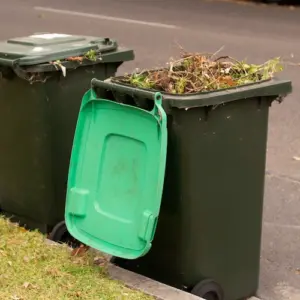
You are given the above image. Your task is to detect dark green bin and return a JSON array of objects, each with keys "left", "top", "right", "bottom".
[
  {"left": 0, "top": 33, "right": 134, "bottom": 237},
  {"left": 92, "top": 78, "right": 291, "bottom": 300}
]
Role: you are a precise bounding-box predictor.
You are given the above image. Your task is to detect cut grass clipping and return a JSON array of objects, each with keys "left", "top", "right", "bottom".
[
  {"left": 0, "top": 217, "right": 152, "bottom": 300},
  {"left": 121, "top": 50, "right": 283, "bottom": 94}
]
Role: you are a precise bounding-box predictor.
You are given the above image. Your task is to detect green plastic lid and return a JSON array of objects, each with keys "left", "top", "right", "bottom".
[
  {"left": 65, "top": 89, "right": 167, "bottom": 259},
  {"left": 0, "top": 33, "right": 118, "bottom": 66}
]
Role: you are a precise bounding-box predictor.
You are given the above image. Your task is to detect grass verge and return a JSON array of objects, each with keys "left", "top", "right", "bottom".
[{"left": 0, "top": 217, "right": 152, "bottom": 300}]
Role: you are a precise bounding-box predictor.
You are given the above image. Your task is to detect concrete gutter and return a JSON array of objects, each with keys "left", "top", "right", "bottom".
[
  {"left": 108, "top": 263, "right": 202, "bottom": 300},
  {"left": 108, "top": 263, "right": 260, "bottom": 300}
]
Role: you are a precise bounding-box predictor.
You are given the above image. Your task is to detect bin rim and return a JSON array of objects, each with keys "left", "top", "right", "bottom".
[
  {"left": 22, "top": 47, "right": 134, "bottom": 73},
  {"left": 103, "top": 76, "right": 292, "bottom": 109}
]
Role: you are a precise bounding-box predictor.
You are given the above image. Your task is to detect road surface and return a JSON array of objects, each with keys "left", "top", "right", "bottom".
[{"left": 1, "top": 0, "right": 300, "bottom": 299}]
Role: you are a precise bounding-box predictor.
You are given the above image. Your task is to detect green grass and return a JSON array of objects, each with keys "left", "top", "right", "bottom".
[{"left": 0, "top": 217, "right": 153, "bottom": 300}]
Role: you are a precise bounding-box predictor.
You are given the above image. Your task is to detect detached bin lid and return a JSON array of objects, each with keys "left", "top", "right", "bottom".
[
  {"left": 0, "top": 33, "right": 121, "bottom": 66},
  {"left": 65, "top": 89, "right": 167, "bottom": 259}
]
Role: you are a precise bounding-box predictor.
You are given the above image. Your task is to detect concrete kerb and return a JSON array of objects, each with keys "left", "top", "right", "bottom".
[{"left": 46, "top": 239, "right": 261, "bottom": 300}]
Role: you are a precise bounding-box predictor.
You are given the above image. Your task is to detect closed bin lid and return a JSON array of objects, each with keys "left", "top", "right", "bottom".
[
  {"left": 0, "top": 33, "right": 121, "bottom": 66},
  {"left": 65, "top": 89, "right": 167, "bottom": 259}
]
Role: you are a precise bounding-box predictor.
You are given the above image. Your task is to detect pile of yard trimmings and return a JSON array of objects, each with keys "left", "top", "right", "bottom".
[{"left": 121, "top": 50, "right": 283, "bottom": 94}]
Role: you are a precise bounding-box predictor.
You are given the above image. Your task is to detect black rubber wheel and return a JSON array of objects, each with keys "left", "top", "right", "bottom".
[
  {"left": 48, "top": 220, "right": 81, "bottom": 248},
  {"left": 191, "top": 279, "right": 224, "bottom": 300}
]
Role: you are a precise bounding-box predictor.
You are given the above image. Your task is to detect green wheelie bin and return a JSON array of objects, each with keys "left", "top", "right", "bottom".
[
  {"left": 0, "top": 33, "right": 134, "bottom": 241},
  {"left": 65, "top": 77, "right": 291, "bottom": 300}
]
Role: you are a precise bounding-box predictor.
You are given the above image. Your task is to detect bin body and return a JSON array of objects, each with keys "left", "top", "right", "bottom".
[
  {"left": 94, "top": 79, "right": 291, "bottom": 300},
  {"left": 115, "top": 98, "right": 268, "bottom": 300},
  {"left": 0, "top": 33, "right": 134, "bottom": 232}
]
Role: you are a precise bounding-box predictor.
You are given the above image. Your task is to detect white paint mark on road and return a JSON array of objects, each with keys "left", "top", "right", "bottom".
[
  {"left": 34, "top": 6, "right": 180, "bottom": 30},
  {"left": 264, "top": 222, "right": 300, "bottom": 230}
]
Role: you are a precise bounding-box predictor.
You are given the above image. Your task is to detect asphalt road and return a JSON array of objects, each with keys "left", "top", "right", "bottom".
[{"left": 1, "top": 0, "right": 300, "bottom": 299}]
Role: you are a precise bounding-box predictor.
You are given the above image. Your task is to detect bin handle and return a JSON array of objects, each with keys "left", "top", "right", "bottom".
[
  {"left": 0, "top": 58, "right": 16, "bottom": 67},
  {"left": 0, "top": 58, "right": 33, "bottom": 81},
  {"left": 91, "top": 78, "right": 157, "bottom": 100}
]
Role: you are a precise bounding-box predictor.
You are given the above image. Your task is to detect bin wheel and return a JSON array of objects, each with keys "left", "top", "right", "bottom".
[
  {"left": 191, "top": 279, "right": 224, "bottom": 300},
  {"left": 48, "top": 221, "right": 80, "bottom": 248}
]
